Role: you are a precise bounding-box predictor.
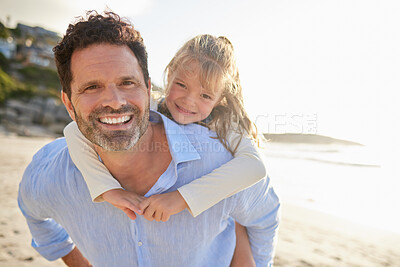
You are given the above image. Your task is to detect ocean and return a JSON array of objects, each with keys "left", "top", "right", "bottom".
[{"left": 262, "top": 142, "right": 400, "bottom": 234}]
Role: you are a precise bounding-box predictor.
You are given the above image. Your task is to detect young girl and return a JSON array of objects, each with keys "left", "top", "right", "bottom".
[{"left": 64, "top": 34, "right": 265, "bottom": 265}]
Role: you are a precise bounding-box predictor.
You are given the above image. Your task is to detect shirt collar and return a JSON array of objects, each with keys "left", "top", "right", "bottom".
[
  {"left": 145, "top": 111, "right": 201, "bottom": 195},
  {"left": 149, "top": 110, "right": 201, "bottom": 165}
]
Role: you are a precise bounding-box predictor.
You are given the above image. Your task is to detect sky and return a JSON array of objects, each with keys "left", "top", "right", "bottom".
[{"left": 1, "top": 0, "right": 399, "bottom": 152}]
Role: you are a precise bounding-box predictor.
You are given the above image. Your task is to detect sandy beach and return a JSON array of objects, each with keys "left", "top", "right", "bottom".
[{"left": 1, "top": 135, "right": 399, "bottom": 266}]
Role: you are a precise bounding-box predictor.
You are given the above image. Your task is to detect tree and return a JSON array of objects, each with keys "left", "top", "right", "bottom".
[
  {"left": 0, "top": 68, "right": 35, "bottom": 103},
  {"left": 0, "top": 22, "right": 10, "bottom": 39}
]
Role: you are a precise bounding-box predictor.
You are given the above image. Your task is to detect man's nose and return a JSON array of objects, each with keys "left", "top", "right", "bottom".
[{"left": 101, "top": 84, "right": 127, "bottom": 109}]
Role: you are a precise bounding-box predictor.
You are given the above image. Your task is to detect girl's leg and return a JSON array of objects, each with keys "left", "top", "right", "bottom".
[{"left": 230, "top": 222, "right": 256, "bottom": 267}]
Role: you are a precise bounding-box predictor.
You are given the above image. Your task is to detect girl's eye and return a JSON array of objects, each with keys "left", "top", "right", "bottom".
[
  {"left": 176, "top": 82, "right": 186, "bottom": 89},
  {"left": 201, "top": 94, "right": 212, "bottom": 100}
]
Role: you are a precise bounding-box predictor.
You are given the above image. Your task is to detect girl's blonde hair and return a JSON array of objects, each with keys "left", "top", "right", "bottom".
[{"left": 160, "top": 34, "right": 260, "bottom": 155}]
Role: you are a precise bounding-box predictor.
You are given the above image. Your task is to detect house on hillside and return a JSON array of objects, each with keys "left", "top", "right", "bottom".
[
  {"left": 0, "top": 37, "right": 16, "bottom": 59},
  {"left": 16, "top": 23, "right": 59, "bottom": 42},
  {"left": 14, "top": 24, "right": 59, "bottom": 69},
  {"left": 17, "top": 44, "right": 56, "bottom": 69}
]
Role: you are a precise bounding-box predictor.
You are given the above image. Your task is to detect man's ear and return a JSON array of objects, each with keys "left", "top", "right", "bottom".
[{"left": 61, "top": 91, "right": 76, "bottom": 121}]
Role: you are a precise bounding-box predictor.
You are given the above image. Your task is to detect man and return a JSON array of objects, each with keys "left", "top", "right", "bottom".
[{"left": 18, "top": 11, "right": 280, "bottom": 266}]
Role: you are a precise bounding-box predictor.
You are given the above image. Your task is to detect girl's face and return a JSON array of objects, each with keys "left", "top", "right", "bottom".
[{"left": 165, "top": 63, "right": 222, "bottom": 125}]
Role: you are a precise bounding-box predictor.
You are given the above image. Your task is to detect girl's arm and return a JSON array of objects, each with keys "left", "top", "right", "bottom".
[
  {"left": 63, "top": 122, "right": 124, "bottom": 202},
  {"left": 66, "top": 120, "right": 265, "bottom": 221},
  {"left": 177, "top": 132, "right": 266, "bottom": 217},
  {"left": 64, "top": 93, "right": 159, "bottom": 205},
  {"left": 64, "top": 122, "right": 148, "bottom": 219},
  {"left": 140, "top": 132, "right": 266, "bottom": 219}
]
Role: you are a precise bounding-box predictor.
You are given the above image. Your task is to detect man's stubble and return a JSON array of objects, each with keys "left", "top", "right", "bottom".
[{"left": 73, "top": 102, "right": 150, "bottom": 152}]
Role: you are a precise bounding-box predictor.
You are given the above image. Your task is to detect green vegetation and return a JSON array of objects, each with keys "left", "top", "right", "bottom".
[
  {"left": 18, "top": 66, "right": 60, "bottom": 90},
  {"left": 0, "top": 22, "right": 10, "bottom": 38},
  {"left": 0, "top": 22, "right": 61, "bottom": 104},
  {"left": 9, "top": 27, "right": 21, "bottom": 38},
  {"left": 18, "top": 66, "right": 61, "bottom": 98},
  {"left": 0, "top": 54, "right": 60, "bottom": 103},
  {"left": 0, "top": 68, "right": 35, "bottom": 103},
  {"left": 0, "top": 52, "right": 10, "bottom": 71}
]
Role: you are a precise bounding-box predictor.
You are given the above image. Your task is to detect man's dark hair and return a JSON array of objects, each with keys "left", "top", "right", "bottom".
[{"left": 53, "top": 11, "right": 149, "bottom": 99}]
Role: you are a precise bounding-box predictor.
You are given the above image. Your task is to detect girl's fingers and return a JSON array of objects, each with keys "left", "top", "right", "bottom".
[
  {"left": 143, "top": 205, "right": 155, "bottom": 221},
  {"left": 154, "top": 211, "right": 163, "bottom": 222},
  {"left": 123, "top": 208, "right": 137, "bottom": 220},
  {"left": 125, "top": 202, "right": 142, "bottom": 215},
  {"left": 161, "top": 213, "right": 170, "bottom": 222},
  {"left": 138, "top": 198, "right": 151, "bottom": 212}
]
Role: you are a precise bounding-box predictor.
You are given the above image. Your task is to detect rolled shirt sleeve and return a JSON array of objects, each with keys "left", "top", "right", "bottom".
[
  {"left": 230, "top": 176, "right": 281, "bottom": 266},
  {"left": 18, "top": 157, "right": 75, "bottom": 261}
]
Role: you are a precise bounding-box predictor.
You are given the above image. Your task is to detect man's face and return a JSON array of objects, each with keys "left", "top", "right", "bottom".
[{"left": 62, "top": 44, "right": 151, "bottom": 151}]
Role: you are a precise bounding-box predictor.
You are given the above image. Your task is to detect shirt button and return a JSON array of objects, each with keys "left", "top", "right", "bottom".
[{"left": 138, "top": 241, "right": 143, "bottom": 247}]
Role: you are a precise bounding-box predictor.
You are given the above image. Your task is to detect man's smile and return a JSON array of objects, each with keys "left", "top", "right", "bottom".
[
  {"left": 99, "top": 115, "right": 132, "bottom": 125},
  {"left": 95, "top": 114, "right": 136, "bottom": 131}
]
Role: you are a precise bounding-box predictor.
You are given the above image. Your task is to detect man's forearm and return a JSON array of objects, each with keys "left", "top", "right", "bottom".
[
  {"left": 230, "top": 223, "right": 256, "bottom": 267},
  {"left": 232, "top": 177, "right": 281, "bottom": 265},
  {"left": 62, "top": 247, "right": 92, "bottom": 267}
]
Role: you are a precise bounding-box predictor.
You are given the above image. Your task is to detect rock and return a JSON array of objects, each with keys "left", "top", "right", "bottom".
[
  {"left": 2, "top": 107, "right": 18, "bottom": 122},
  {"left": 1, "top": 97, "right": 70, "bottom": 137},
  {"left": 16, "top": 124, "right": 55, "bottom": 137},
  {"left": 6, "top": 100, "right": 42, "bottom": 115},
  {"left": 54, "top": 106, "right": 71, "bottom": 124},
  {"left": 5, "top": 100, "right": 42, "bottom": 123},
  {"left": 16, "top": 114, "right": 34, "bottom": 125},
  {"left": 47, "top": 123, "right": 67, "bottom": 135},
  {"left": 41, "top": 109, "right": 57, "bottom": 125}
]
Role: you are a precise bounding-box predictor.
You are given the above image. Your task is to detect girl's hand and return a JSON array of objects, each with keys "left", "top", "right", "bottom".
[
  {"left": 139, "top": 191, "right": 189, "bottom": 222},
  {"left": 102, "top": 189, "right": 146, "bottom": 220}
]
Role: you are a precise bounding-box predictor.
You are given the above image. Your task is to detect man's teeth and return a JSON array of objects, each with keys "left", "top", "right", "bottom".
[{"left": 100, "top": 116, "right": 131, "bottom": 125}]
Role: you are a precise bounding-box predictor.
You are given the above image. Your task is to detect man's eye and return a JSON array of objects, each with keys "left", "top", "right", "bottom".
[
  {"left": 85, "top": 85, "right": 98, "bottom": 90},
  {"left": 122, "top": 81, "right": 134, "bottom": 86}
]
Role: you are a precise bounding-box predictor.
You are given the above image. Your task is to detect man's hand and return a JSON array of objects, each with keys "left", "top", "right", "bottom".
[
  {"left": 102, "top": 189, "right": 146, "bottom": 220},
  {"left": 62, "top": 247, "right": 92, "bottom": 267},
  {"left": 139, "top": 191, "right": 189, "bottom": 222}
]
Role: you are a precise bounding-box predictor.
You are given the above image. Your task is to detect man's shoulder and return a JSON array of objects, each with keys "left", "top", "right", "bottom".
[
  {"left": 20, "top": 137, "right": 77, "bottom": 192},
  {"left": 31, "top": 137, "right": 70, "bottom": 166},
  {"left": 182, "top": 123, "right": 230, "bottom": 156}
]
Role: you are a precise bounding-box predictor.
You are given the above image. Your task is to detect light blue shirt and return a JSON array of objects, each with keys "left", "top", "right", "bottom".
[{"left": 18, "top": 111, "right": 280, "bottom": 267}]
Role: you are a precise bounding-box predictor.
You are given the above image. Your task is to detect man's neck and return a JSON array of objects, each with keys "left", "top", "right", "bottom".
[{"left": 94, "top": 122, "right": 172, "bottom": 196}]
